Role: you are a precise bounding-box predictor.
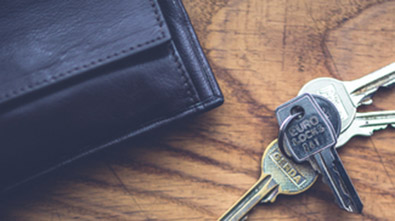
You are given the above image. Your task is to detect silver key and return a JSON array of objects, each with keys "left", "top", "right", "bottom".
[
  {"left": 299, "top": 62, "right": 395, "bottom": 133},
  {"left": 276, "top": 94, "right": 363, "bottom": 213},
  {"left": 337, "top": 110, "right": 395, "bottom": 147}
]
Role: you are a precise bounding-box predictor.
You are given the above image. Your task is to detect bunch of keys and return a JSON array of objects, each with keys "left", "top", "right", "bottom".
[
  {"left": 299, "top": 62, "right": 395, "bottom": 146},
  {"left": 275, "top": 93, "right": 362, "bottom": 213},
  {"left": 218, "top": 63, "right": 394, "bottom": 221}
]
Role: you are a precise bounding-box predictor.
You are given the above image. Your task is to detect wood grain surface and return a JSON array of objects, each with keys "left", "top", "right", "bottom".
[{"left": 2, "top": 0, "right": 394, "bottom": 220}]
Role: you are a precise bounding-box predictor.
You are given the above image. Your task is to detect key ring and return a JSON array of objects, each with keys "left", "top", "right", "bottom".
[{"left": 277, "top": 112, "right": 303, "bottom": 158}]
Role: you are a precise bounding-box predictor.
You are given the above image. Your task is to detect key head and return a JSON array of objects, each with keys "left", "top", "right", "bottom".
[
  {"left": 312, "top": 95, "right": 342, "bottom": 136},
  {"left": 275, "top": 93, "right": 337, "bottom": 162},
  {"left": 218, "top": 139, "right": 318, "bottom": 220},
  {"left": 262, "top": 140, "right": 317, "bottom": 199},
  {"left": 299, "top": 77, "right": 355, "bottom": 133}
]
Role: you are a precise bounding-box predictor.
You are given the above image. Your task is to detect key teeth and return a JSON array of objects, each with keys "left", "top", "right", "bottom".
[
  {"left": 359, "top": 125, "right": 389, "bottom": 136},
  {"left": 371, "top": 125, "right": 389, "bottom": 132},
  {"left": 333, "top": 158, "right": 363, "bottom": 214},
  {"left": 319, "top": 157, "right": 360, "bottom": 213},
  {"left": 323, "top": 176, "right": 355, "bottom": 213},
  {"left": 320, "top": 176, "right": 353, "bottom": 212}
]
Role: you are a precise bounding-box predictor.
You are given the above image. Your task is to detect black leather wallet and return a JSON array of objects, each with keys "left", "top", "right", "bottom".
[{"left": 0, "top": 0, "right": 223, "bottom": 193}]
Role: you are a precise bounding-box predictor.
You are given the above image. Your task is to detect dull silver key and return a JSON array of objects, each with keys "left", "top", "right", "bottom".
[
  {"left": 337, "top": 110, "right": 395, "bottom": 147},
  {"left": 276, "top": 93, "right": 363, "bottom": 213},
  {"left": 299, "top": 62, "right": 395, "bottom": 133},
  {"left": 218, "top": 140, "right": 317, "bottom": 221},
  {"left": 218, "top": 94, "right": 343, "bottom": 221}
]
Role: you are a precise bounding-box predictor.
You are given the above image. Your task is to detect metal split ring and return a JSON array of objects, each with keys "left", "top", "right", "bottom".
[{"left": 277, "top": 112, "right": 303, "bottom": 158}]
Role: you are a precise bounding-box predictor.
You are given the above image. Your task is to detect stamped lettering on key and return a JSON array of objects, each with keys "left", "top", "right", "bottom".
[
  {"left": 276, "top": 95, "right": 336, "bottom": 162},
  {"left": 276, "top": 93, "right": 363, "bottom": 213},
  {"left": 269, "top": 148, "right": 307, "bottom": 187},
  {"left": 218, "top": 140, "right": 317, "bottom": 221},
  {"left": 318, "top": 84, "right": 349, "bottom": 121},
  {"left": 288, "top": 115, "right": 326, "bottom": 153}
]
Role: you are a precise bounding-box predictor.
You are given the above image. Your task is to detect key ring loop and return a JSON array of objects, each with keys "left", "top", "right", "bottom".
[{"left": 278, "top": 112, "right": 303, "bottom": 158}]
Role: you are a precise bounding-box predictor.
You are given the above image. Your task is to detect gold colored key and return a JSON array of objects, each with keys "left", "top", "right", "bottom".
[{"left": 218, "top": 139, "right": 317, "bottom": 221}]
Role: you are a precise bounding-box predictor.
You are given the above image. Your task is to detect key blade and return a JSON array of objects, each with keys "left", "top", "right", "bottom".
[
  {"left": 218, "top": 175, "right": 278, "bottom": 221},
  {"left": 344, "top": 62, "right": 395, "bottom": 107},
  {"left": 356, "top": 110, "right": 395, "bottom": 126},
  {"left": 275, "top": 93, "right": 363, "bottom": 213},
  {"left": 336, "top": 110, "right": 395, "bottom": 147},
  {"left": 314, "top": 149, "right": 363, "bottom": 213}
]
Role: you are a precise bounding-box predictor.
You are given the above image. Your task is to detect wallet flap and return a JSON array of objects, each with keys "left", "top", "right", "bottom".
[
  {"left": 0, "top": 0, "right": 170, "bottom": 105},
  {"left": 0, "top": 0, "right": 224, "bottom": 194}
]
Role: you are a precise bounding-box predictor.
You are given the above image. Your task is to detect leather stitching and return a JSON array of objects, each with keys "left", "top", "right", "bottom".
[
  {"left": 0, "top": 0, "right": 166, "bottom": 102},
  {"left": 175, "top": 0, "right": 217, "bottom": 99},
  {"left": 169, "top": 44, "right": 196, "bottom": 104}
]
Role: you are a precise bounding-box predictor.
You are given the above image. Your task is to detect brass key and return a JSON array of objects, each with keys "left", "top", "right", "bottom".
[{"left": 218, "top": 140, "right": 317, "bottom": 221}]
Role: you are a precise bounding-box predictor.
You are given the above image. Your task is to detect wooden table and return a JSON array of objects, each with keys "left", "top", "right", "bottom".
[{"left": 2, "top": 0, "right": 394, "bottom": 220}]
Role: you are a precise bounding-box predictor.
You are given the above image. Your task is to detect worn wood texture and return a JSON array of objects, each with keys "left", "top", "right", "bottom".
[{"left": 2, "top": 0, "right": 394, "bottom": 220}]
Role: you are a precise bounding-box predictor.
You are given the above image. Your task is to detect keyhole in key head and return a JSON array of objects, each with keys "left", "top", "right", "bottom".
[{"left": 290, "top": 105, "right": 305, "bottom": 119}]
